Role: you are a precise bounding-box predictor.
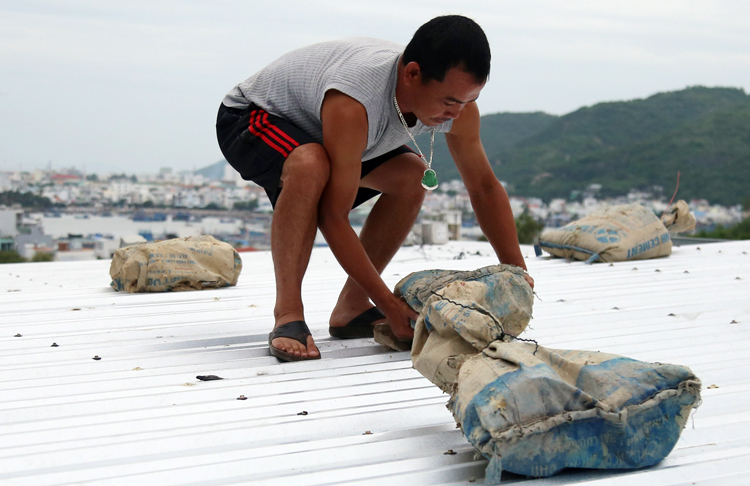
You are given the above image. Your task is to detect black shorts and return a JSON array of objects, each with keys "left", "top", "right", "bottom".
[{"left": 215, "top": 103, "right": 414, "bottom": 209}]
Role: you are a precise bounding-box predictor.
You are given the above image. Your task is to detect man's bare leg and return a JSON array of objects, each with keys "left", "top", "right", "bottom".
[
  {"left": 329, "top": 153, "right": 426, "bottom": 327},
  {"left": 271, "top": 144, "right": 330, "bottom": 358}
]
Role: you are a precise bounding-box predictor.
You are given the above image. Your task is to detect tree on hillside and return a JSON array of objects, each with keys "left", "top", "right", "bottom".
[
  {"left": 0, "top": 191, "right": 53, "bottom": 209},
  {"left": 515, "top": 211, "right": 545, "bottom": 244},
  {"left": 31, "top": 252, "right": 54, "bottom": 262},
  {"left": 204, "top": 202, "right": 226, "bottom": 210},
  {"left": 697, "top": 218, "right": 750, "bottom": 240},
  {"left": 0, "top": 250, "right": 26, "bottom": 264},
  {"left": 233, "top": 200, "right": 259, "bottom": 211},
  {"left": 479, "top": 210, "right": 545, "bottom": 245}
]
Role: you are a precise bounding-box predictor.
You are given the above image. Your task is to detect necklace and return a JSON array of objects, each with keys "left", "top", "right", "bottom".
[{"left": 393, "top": 95, "right": 439, "bottom": 190}]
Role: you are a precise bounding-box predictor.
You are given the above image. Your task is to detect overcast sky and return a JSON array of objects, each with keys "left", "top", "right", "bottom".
[{"left": 1, "top": 0, "right": 748, "bottom": 175}]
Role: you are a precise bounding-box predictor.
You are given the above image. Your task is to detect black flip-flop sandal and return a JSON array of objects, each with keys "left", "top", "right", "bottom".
[
  {"left": 268, "top": 321, "right": 321, "bottom": 361},
  {"left": 329, "top": 307, "right": 386, "bottom": 339}
]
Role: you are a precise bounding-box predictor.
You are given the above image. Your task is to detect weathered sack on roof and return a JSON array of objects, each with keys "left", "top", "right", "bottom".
[
  {"left": 538, "top": 203, "right": 672, "bottom": 262},
  {"left": 109, "top": 235, "right": 242, "bottom": 292},
  {"left": 453, "top": 343, "right": 701, "bottom": 482},
  {"left": 395, "top": 264, "right": 533, "bottom": 393},
  {"left": 394, "top": 264, "right": 701, "bottom": 483},
  {"left": 661, "top": 200, "right": 697, "bottom": 235}
]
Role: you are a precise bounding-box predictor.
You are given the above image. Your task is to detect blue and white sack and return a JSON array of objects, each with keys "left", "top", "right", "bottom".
[
  {"left": 394, "top": 265, "right": 702, "bottom": 483},
  {"left": 538, "top": 203, "right": 673, "bottom": 263},
  {"left": 453, "top": 343, "right": 701, "bottom": 482},
  {"left": 396, "top": 264, "right": 534, "bottom": 393}
]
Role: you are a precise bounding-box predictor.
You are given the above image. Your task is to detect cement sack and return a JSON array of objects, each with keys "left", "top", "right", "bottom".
[
  {"left": 538, "top": 203, "right": 672, "bottom": 263},
  {"left": 393, "top": 265, "right": 701, "bottom": 483},
  {"left": 660, "top": 200, "right": 697, "bottom": 235},
  {"left": 110, "top": 235, "right": 242, "bottom": 292},
  {"left": 453, "top": 343, "right": 701, "bottom": 482},
  {"left": 394, "top": 264, "right": 534, "bottom": 393}
]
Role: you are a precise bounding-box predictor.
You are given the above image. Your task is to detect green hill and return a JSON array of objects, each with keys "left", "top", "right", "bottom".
[
  {"left": 548, "top": 107, "right": 750, "bottom": 205},
  {"left": 416, "top": 111, "right": 558, "bottom": 182},
  {"left": 424, "top": 86, "right": 750, "bottom": 206}
]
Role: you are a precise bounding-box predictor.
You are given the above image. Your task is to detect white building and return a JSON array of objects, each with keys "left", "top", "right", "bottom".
[{"left": 0, "top": 208, "right": 22, "bottom": 238}]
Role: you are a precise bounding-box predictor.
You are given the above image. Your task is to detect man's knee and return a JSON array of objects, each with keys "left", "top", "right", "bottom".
[
  {"left": 281, "top": 143, "right": 330, "bottom": 189},
  {"left": 374, "top": 153, "right": 428, "bottom": 199}
]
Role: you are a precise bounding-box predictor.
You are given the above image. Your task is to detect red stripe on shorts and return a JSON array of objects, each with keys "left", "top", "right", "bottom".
[
  {"left": 262, "top": 113, "right": 300, "bottom": 148},
  {"left": 258, "top": 113, "right": 296, "bottom": 153},
  {"left": 248, "top": 110, "right": 289, "bottom": 157}
]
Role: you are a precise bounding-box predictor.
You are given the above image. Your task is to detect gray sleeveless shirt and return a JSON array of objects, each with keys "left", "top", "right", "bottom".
[{"left": 222, "top": 38, "right": 453, "bottom": 162}]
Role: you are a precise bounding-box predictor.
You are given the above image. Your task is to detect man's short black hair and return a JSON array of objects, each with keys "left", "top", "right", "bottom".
[{"left": 403, "top": 15, "right": 491, "bottom": 84}]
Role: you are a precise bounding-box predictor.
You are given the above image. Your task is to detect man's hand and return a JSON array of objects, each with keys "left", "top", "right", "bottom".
[
  {"left": 524, "top": 273, "right": 535, "bottom": 290},
  {"left": 379, "top": 292, "right": 417, "bottom": 340}
]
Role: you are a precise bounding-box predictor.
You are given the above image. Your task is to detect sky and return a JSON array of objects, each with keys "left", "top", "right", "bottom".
[{"left": 1, "top": 0, "right": 748, "bottom": 175}]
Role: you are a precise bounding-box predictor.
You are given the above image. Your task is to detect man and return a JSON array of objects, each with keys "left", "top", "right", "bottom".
[{"left": 216, "top": 15, "right": 533, "bottom": 362}]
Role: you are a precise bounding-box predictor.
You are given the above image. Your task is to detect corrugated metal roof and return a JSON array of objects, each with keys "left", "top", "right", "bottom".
[{"left": 1, "top": 239, "right": 749, "bottom": 485}]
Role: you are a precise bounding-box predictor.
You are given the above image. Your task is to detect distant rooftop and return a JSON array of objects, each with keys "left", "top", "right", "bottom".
[{"left": 1, "top": 240, "right": 749, "bottom": 485}]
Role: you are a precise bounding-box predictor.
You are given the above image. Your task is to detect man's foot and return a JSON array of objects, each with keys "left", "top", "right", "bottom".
[
  {"left": 269, "top": 321, "right": 320, "bottom": 361},
  {"left": 329, "top": 307, "right": 386, "bottom": 338},
  {"left": 329, "top": 303, "right": 387, "bottom": 337}
]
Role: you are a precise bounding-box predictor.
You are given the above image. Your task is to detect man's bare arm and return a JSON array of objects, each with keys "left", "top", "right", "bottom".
[
  {"left": 446, "top": 102, "right": 533, "bottom": 286},
  {"left": 318, "top": 90, "right": 417, "bottom": 337}
]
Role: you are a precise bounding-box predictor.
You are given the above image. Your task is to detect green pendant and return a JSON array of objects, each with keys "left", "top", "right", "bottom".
[{"left": 421, "top": 169, "right": 438, "bottom": 191}]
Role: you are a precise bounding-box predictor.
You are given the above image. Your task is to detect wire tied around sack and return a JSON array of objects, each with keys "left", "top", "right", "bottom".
[{"left": 428, "top": 289, "right": 539, "bottom": 355}]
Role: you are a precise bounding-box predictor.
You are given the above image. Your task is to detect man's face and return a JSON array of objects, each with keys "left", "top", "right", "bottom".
[{"left": 411, "top": 67, "right": 485, "bottom": 126}]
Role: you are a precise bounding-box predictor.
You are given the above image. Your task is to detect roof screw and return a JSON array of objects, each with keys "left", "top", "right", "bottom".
[
  {"left": 237, "top": 395, "right": 247, "bottom": 400},
  {"left": 684, "top": 270, "right": 689, "bottom": 273},
  {"left": 731, "top": 320, "right": 738, "bottom": 324},
  {"left": 655, "top": 269, "right": 661, "bottom": 272},
  {"left": 444, "top": 449, "right": 457, "bottom": 455},
  {"left": 696, "top": 247, "right": 701, "bottom": 250},
  {"left": 363, "top": 431, "right": 372, "bottom": 435},
  {"left": 51, "top": 343, "right": 59, "bottom": 347},
  {"left": 609, "top": 263, "right": 614, "bottom": 267},
  {"left": 632, "top": 267, "right": 638, "bottom": 271},
  {"left": 14, "top": 333, "right": 22, "bottom": 338},
  {"left": 297, "top": 411, "right": 308, "bottom": 416},
  {"left": 92, "top": 355, "right": 101, "bottom": 360},
  {"left": 612, "top": 307, "right": 619, "bottom": 310},
  {"left": 736, "top": 277, "right": 742, "bottom": 280},
  {"left": 707, "top": 384, "right": 719, "bottom": 389},
  {"left": 668, "top": 313, "right": 676, "bottom": 316}
]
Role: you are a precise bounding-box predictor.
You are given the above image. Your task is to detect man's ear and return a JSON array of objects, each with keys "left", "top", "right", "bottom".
[{"left": 403, "top": 61, "right": 422, "bottom": 87}]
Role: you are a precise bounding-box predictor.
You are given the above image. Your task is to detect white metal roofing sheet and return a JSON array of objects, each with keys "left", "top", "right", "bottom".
[{"left": 1, "top": 239, "right": 749, "bottom": 485}]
